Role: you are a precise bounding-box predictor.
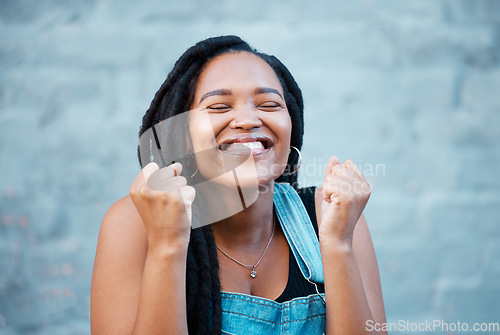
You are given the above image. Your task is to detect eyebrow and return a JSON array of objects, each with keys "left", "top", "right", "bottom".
[
  {"left": 198, "top": 87, "right": 284, "bottom": 104},
  {"left": 199, "top": 89, "right": 232, "bottom": 104},
  {"left": 254, "top": 87, "right": 284, "bottom": 100}
]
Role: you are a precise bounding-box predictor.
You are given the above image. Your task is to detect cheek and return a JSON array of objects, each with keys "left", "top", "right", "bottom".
[
  {"left": 188, "top": 113, "right": 227, "bottom": 180},
  {"left": 277, "top": 117, "right": 292, "bottom": 175},
  {"left": 265, "top": 113, "right": 292, "bottom": 176},
  {"left": 188, "top": 112, "right": 218, "bottom": 151},
  {"left": 275, "top": 114, "right": 292, "bottom": 151}
]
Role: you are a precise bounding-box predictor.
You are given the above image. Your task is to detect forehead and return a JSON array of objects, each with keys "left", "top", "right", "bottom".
[{"left": 194, "top": 51, "right": 283, "bottom": 99}]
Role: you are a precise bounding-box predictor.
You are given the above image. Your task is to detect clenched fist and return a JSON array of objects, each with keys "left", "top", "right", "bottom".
[
  {"left": 129, "top": 162, "right": 195, "bottom": 250},
  {"left": 319, "top": 156, "right": 371, "bottom": 244}
]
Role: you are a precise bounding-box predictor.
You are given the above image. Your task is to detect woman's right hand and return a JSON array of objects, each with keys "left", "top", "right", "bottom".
[{"left": 129, "top": 162, "right": 195, "bottom": 250}]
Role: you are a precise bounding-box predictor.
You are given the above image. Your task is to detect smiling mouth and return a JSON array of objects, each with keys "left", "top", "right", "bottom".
[{"left": 219, "top": 141, "right": 272, "bottom": 156}]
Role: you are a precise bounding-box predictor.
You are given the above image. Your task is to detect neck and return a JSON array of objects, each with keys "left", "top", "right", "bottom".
[{"left": 211, "top": 182, "right": 276, "bottom": 251}]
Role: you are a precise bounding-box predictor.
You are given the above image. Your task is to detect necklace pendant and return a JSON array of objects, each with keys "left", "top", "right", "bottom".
[{"left": 250, "top": 269, "right": 257, "bottom": 278}]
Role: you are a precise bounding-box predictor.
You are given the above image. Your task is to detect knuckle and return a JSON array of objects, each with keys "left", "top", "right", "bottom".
[
  {"left": 324, "top": 174, "right": 335, "bottom": 183},
  {"left": 176, "top": 176, "right": 187, "bottom": 186},
  {"left": 321, "top": 186, "right": 330, "bottom": 198},
  {"left": 162, "top": 191, "right": 184, "bottom": 208},
  {"left": 364, "top": 183, "right": 372, "bottom": 196},
  {"left": 138, "top": 187, "right": 150, "bottom": 198},
  {"left": 129, "top": 185, "right": 137, "bottom": 196},
  {"left": 180, "top": 187, "right": 195, "bottom": 204},
  {"left": 183, "top": 185, "right": 196, "bottom": 196},
  {"left": 332, "top": 165, "right": 343, "bottom": 174},
  {"left": 161, "top": 191, "right": 176, "bottom": 203}
]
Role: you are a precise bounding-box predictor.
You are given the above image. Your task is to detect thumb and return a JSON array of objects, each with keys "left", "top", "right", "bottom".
[
  {"left": 322, "top": 194, "right": 342, "bottom": 226},
  {"left": 179, "top": 186, "right": 196, "bottom": 225},
  {"left": 130, "top": 162, "right": 159, "bottom": 193}
]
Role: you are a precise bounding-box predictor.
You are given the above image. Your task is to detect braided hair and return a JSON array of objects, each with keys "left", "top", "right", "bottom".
[{"left": 137, "top": 35, "right": 304, "bottom": 334}]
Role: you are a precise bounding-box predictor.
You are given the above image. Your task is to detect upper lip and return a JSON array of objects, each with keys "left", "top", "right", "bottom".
[{"left": 219, "top": 134, "right": 273, "bottom": 150}]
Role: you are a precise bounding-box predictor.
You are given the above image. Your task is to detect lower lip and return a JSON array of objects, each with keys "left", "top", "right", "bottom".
[{"left": 219, "top": 147, "right": 271, "bottom": 157}]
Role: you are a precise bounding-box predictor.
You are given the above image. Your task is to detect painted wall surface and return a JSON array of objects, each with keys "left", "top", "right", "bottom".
[{"left": 1, "top": 0, "right": 499, "bottom": 334}]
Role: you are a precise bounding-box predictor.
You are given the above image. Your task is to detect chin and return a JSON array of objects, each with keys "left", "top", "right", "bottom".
[{"left": 193, "top": 148, "right": 285, "bottom": 200}]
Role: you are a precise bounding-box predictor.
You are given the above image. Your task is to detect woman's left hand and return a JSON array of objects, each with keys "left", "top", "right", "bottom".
[{"left": 318, "top": 156, "right": 371, "bottom": 245}]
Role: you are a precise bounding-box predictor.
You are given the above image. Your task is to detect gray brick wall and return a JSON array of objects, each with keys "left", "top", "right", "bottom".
[{"left": 1, "top": 0, "right": 499, "bottom": 333}]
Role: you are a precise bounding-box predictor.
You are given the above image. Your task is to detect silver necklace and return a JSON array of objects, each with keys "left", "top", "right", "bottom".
[{"left": 216, "top": 218, "right": 276, "bottom": 279}]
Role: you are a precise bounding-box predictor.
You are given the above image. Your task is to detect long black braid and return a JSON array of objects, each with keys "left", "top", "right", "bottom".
[{"left": 137, "top": 35, "right": 304, "bottom": 334}]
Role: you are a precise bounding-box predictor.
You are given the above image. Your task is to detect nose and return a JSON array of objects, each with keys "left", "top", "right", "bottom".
[{"left": 229, "top": 105, "right": 263, "bottom": 130}]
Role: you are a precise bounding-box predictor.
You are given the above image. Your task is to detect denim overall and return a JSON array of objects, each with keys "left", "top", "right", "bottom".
[{"left": 220, "top": 183, "right": 326, "bottom": 335}]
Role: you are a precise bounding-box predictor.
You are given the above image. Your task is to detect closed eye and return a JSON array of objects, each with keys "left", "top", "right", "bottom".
[
  {"left": 258, "top": 102, "right": 283, "bottom": 111},
  {"left": 207, "top": 104, "right": 231, "bottom": 112}
]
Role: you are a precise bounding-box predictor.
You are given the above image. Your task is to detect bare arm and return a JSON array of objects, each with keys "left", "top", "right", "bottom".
[
  {"left": 351, "top": 215, "right": 386, "bottom": 328},
  {"left": 316, "top": 157, "right": 387, "bottom": 335},
  {"left": 90, "top": 163, "right": 193, "bottom": 335},
  {"left": 317, "top": 212, "right": 387, "bottom": 334}
]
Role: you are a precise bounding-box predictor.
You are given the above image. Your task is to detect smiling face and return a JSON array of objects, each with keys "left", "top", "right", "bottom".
[{"left": 188, "top": 51, "right": 292, "bottom": 189}]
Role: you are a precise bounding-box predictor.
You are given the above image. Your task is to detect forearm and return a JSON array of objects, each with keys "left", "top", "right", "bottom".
[
  {"left": 132, "top": 245, "right": 189, "bottom": 335},
  {"left": 320, "top": 238, "right": 380, "bottom": 335}
]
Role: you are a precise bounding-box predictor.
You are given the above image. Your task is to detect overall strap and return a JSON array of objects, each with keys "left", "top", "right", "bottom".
[{"left": 273, "top": 183, "right": 324, "bottom": 284}]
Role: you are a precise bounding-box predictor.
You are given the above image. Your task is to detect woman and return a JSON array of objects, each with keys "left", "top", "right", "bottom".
[{"left": 91, "top": 35, "right": 387, "bottom": 334}]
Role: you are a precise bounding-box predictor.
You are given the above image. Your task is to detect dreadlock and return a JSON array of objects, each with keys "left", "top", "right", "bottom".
[{"left": 137, "top": 35, "right": 304, "bottom": 334}]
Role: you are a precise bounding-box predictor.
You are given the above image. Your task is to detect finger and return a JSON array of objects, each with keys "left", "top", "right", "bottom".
[
  {"left": 147, "top": 175, "right": 187, "bottom": 192},
  {"left": 179, "top": 185, "right": 196, "bottom": 205},
  {"left": 331, "top": 163, "right": 358, "bottom": 180},
  {"left": 146, "top": 163, "right": 183, "bottom": 189},
  {"left": 143, "top": 162, "right": 161, "bottom": 180},
  {"left": 322, "top": 171, "right": 369, "bottom": 199},
  {"left": 325, "top": 156, "right": 341, "bottom": 176},
  {"left": 180, "top": 186, "right": 196, "bottom": 225},
  {"left": 164, "top": 162, "right": 183, "bottom": 177},
  {"left": 322, "top": 177, "right": 350, "bottom": 203},
  {"left": 342, "top": 159, "right": 363, "bottom": 179},
  {"left": 159, "top": 162, "right": 183, "bottom": 178},
  {"left": 131, "top": 162, "right": 160, "bottom": 192}
]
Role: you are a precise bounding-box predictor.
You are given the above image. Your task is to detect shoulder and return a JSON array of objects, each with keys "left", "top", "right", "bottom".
[
  {"left": 91, "top": 195, "right": 148, "bottom": 333},
  {"left": 97, "top": 195, "right": 148, "bottom": 259},
  {"left": 93, "top": 195, "right": 149, "bottom": 281},
  {"left": 97, "top": 196, "right": 147, "bottom": 247},
  {"left": 95, "top": 194, "right": 148, "bottom": 260},
  {"left": 102, "top": 194, "right": 146, "bottom": 231},
  {"left": 103, "top": 194, "right": 141, "bottom": 224}
]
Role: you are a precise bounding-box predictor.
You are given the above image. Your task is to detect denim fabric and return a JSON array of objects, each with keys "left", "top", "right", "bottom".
[{"left": 220, "top": 183, "right": 326, "bottom": 335}]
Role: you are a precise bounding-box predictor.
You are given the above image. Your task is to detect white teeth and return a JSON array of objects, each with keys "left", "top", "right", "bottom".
[
  {"left": 242, "top": 141, "right": 264, "bottom": 149},
  {"left": 222, "top": 141, "right": 265, "bottom": 152}
]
